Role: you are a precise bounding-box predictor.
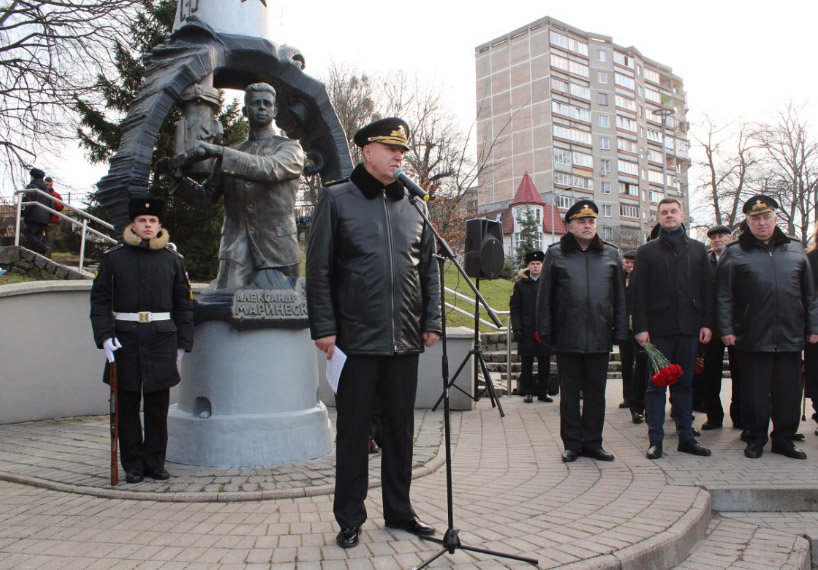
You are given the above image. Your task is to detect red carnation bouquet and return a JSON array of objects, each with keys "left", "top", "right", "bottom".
[{"left": 644, "top": 342, "right": 683, "bottom": 387}]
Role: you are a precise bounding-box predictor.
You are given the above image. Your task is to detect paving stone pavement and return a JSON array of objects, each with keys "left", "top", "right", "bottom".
[{"left": 0, "top": 378, "right": 816, "bottom": 568}]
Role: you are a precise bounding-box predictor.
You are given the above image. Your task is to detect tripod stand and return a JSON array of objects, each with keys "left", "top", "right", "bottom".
[
  {"left": 431, "top": 278, "right": 504, "bottom": 417},
  {"left": 408, "top": 196, "right": 537, "bottom": 569}
]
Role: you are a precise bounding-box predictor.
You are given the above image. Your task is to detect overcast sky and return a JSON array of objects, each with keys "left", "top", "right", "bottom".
[{"left": 39, "top": 0, "right": 818, "bottom": 219}]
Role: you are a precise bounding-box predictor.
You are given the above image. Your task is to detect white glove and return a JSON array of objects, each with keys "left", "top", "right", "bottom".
[
  {"left": 103, "top": 337, "right": 122, "bottom": 363},
  {"left": 177, "top": 349, "right": 185, "bottom": 362}
]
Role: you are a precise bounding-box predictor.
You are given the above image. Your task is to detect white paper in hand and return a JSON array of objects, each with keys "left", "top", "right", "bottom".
[{"left": 326, "top": 346, "right": 347, "bottom": 394}]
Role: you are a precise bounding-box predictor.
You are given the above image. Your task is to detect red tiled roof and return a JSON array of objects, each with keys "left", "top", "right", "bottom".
[
  {"left": 510, "top": 172, "right": 545, "bottom": 206},
  {"left": 541, "top": 204, "right": 565, "bottom": 235}
]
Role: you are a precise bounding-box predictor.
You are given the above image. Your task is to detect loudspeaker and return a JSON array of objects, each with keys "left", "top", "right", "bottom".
[{"left": 464, "top": 218, "right": 504, "bottom": 279}]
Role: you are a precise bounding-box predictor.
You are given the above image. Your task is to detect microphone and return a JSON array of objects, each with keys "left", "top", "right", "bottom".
[{"left": 393, "top": 169, "right": 429, "bottom": 201}]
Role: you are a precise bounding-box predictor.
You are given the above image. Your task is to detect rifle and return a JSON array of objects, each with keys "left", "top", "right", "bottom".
[{"left": 109, "top": 362, "right": 119, "bottom": 486}]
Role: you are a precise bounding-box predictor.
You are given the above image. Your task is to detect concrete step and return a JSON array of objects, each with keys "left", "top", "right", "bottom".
[{"left": 673, "top": 513, "right": 811, "bottom": 570}]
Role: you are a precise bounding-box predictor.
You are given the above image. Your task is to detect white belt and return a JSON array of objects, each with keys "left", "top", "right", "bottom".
[{"left": 113, "top": 311, "right": 171, "bottom": 323}]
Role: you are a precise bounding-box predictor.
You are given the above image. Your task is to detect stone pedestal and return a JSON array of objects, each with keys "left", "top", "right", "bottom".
[{"left": 167, "top": 321, "right": 333, "bottom": 467}]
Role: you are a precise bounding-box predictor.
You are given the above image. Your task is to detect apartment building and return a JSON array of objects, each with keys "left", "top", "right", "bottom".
[{"left": 475, "top": 16, "right": 690, "bottom": 250}]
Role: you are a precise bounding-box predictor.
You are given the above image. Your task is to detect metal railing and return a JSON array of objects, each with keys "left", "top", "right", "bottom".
[
  {"left": 13, "top": 188, "right": 116, "bottom": 273},
  {"left": 443, "top": 286, "right": 514, "bottom": 396}
]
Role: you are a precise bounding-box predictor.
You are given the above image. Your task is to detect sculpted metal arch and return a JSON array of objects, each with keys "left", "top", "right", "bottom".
[{"left": 95, "top": 17, "right": 352, "bottom": 234}]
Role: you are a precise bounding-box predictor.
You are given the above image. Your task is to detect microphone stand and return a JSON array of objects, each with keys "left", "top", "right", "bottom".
[{"left": 407, "top": 194, "right": 537, "bottom": 569}]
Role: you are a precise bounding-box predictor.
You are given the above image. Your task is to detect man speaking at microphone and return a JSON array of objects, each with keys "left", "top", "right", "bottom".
[{"left": 306, "top": 117, "right": 442, "bottom": 549}]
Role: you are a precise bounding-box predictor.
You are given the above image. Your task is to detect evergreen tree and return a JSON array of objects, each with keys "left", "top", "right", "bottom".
[
  {"left": 74, "top": 0, "right": 248, "bottom": 281},
  {"left": 514, "top": 206, "right": 542, "bottom": 269}
]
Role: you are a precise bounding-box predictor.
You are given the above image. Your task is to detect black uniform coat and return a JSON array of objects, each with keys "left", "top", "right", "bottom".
[
  {"left": 509, "top": 269, "right": 549, "bottom": 357},
  {"left": 536, "top": 233, "right": 627, "bottom": 354},
  {"left": 306, "top": 164, "right": 442, "bottom": 355},
  {"left": 23, "top": 178, "right": 53, "bottom": 225},
  {"left": 715, "top": 226, "right": 818, "bottom": 352},
  {"left": 90, "top": 227, "right": 194, "bottom": 392},
  {"left": 631, "top": 230, "right": 713, "bottom": 338}
]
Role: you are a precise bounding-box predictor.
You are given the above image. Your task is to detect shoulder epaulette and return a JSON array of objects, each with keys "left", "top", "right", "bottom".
[
  {"left": 324, "top": 177, "right": 351, "bottom": 188},
  {"left": 165, "top": 246, "right": 184, "bottom": 259},
  {"left": 104, "top": 243, "right": 125, "bottom": 255},
  {"left": 602, "top": 239, "right": 619, "bottom": 249}
]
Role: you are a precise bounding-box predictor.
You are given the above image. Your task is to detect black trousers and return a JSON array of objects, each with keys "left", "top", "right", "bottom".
[
  {"left": 557, "top": 352, "right": 609, "bottom": 452},
  {"left": 629, "top": 345, "right": 648, "bottom": 415},
  {"left": 23, "top": 221, "right": 47, "bottom": 255},
  {"left": 727, "top": 347, "right": 743, "bottom": 427},
  {"left": 334, "top": 354, "right": 419, "bottom": 529},
  {"left": 118, "top": 388, "right": 170, "bottom": 474},
  {"left": 701, "top": 337, "right": 726, "bottom": 424},
  {"left": 737, "top": 350, "right": 801, "bottom": 447},
  {"left": 519, "top": 353, "right": 551, "bottom": 397},
  {"left": 620, "top": 340, "right": 635, "bottom": 402}
]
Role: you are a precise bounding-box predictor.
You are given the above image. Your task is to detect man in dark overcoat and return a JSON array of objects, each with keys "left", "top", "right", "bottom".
[
  {"left": 22, "top": 167, "right": 53, "bottom": 255},
  {"left": 90, "top": 198, "right": 194, "bottom": 483},
  {"left": 510, "top": 249, "right": 553, "bottom": 403},
  {"left": 632, "top": 197, "right": 713, "bottom": 460},
  {"left": 716, "top": 195, "right": 818, "bottom": 459},
  {"left": 306, "top": 118, "right": 442, "bottom": 549},
  {"left": 536, "top": 200, "right": 627, "bottom": 463}
]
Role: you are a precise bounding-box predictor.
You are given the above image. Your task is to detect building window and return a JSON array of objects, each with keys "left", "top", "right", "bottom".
[
  {"left": 617, "top": 159, "right": 639, "bottom": 176},
  {"left": 598, "top": 114, "right": 610, "bottom": 128},
  {"left": 598, "top": 50, "right": 607, "bottom": 62},
  {"left": 615, "top": 115, "right": 637, "bottom": 132},
  {"left": 599, "top": 137, "right": 610, "bottom": 150},
  {"left": 572, "top": 151, "right": 593, "bottom": 168},
  {"left": 602, "top": 181, "right": 612, "bottom": 195},
  {"left": 602, "top": 226, "right": 614, "bottom": 240},
  {"left": 650, "top": 191, "right": 663, "bottom": 203},
  {"left": 553, "top": 148, "right": 572, "bottom": 166},
  {"left": 614, "top": 72, "right": 635, "bottom": 90},
  {"left": 617, "top": 137, "right": 638, "bottom": 153},
  {"left": 598, "top": 71, "right": 607, "bottom": 84},
  {"left": 558, "top": 195, "right": 574, "bottom": 209},
  {"left": 613, "top": 52, "right": 634, "bottom": 68},
  {"left": 619, "top": 181, "right": 638, "bottom": 196},
  {"left": 620, "top": 204, "right": 639, "bottom": 218},
  {"left": 615, "top": 93, "right": 636, "bottom": 112},
  {"left": 554, "top": 172, "right": 573, "bottom": 187},
  {"left": 645, "top": 88, "right": 661, "bottom": 103},
  {"left": 572, "top": 174, "right": 594, "bottom": 191},
  {"left": 602, "top": 204, "right": 613, "bottom": 217},
  {"left": 598, "top": 93, "right": 608, "bottom": 106},
  {"left": 600, "top": 159, "right": 611, "bottom": 174}
]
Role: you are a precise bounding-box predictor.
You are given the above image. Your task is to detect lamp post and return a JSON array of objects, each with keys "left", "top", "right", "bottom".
[{"left": 652, "top": 106, "right": 674, "bottom": 195}]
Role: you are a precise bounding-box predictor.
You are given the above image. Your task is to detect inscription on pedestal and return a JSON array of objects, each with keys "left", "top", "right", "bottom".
[{"left": 232, "top": 289, "right": 307, "bottom": 320}]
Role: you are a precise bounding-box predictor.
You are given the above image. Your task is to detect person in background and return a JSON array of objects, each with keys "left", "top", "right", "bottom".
[
  {"left": 42, "top": 177, "right": 64, "bottom": 258},
  {"left": 22, "top": 168, "right": 52, "bottom": 256},
  {"left": 804, "top": 220, "right": 818, "bottom": 437},
  {"left": 619, "top": 251, "right": 636, "bottom": 413},
  {"left": 510, "top": 249, "right": 553, "bottom": 404}
]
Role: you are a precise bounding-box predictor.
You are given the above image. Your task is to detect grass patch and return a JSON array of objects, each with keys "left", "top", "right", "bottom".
[{"left": 0, "top": 273, "right": 35, "bottom": 285}]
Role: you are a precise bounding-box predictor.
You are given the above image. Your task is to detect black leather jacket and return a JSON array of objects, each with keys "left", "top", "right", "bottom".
[
  {"left": 536, "top": 233, "right": 627, "bottom": 354},
  {"left": 306, "top": 164, "right": 442, "bottom": 355},
  {"left": 715, "top": 227, "right": 818, "bottom": 352}
]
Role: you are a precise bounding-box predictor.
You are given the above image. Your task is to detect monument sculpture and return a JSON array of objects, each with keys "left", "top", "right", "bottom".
[{"left": 96, "top": 0, "right": 353, "bottom": 467}]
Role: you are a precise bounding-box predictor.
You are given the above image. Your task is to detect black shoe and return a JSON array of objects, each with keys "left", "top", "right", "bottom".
[
  {"left": 678, "top": 440, "right": 711, "bottom": 456},
  {"left": 692, "top": 428, "right": 702, "bottom": 437},
  {"left": 523, "top": 394, "right": 533, "bottom": 403},
  {"left": 619, "top": 400, "right": 630, "bottom": 409},
  {"left": 562, "top": 449, "right": 579, "bottom": 463},
  {"left": 336, "top": 526, "right": 361, "bottom": 548},
  {"left": 789, "top": 433, "right": 806, "bottom": 441},
  {"left": 646, "top": 443, "right": 663, "bottom": 459},
  {"left": 740, "top": 430, "right": 750, "bottom": 442},
  {"left": 771, "top": 443, "right": 807, "bottom": 460},
  {"left": 580, "top": 447, "right": 615, "bottom": 461},
  {"left": 631, "top": 412, "right": 644, "bottom": 424},
  {"left": 815, "top": 426, "right": 818, "bottom": 437},
  {"left": 538, "top": 395, "right": 553, "bottom": 403},
  {"left": 744, "top": 444, "right": 763, "bottom": 459},
  {"left": 125, "top": 469, "right": 144, "bottom": 484},
  {"left": 385, "top": 517, "right": 435, "bottom": 536},
  {"left": 701, "top": 421, "right": 723, "bottom": 430},
  {"left": 146, "top": 468, "right": 170, "bottom": 481}
]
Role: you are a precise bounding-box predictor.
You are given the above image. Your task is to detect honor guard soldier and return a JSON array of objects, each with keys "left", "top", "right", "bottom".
[
  {"left": 90, "top": 198, "right": 194, "bottom": 483},
  {"left": 716, "top": 195, "right": 818, "bottom": 459},
  {"left": 510, "top": 249, "right": 553, "bottom": 403},
  {"left": 306, "top": 117, "right": 442, "bottom": 548},
  {"left": 536, "top": 200, "right": 627, "bottom": 463}
]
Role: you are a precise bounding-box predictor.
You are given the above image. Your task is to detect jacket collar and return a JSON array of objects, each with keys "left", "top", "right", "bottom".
[
  {"left": 738, "top": 225, "right": 790, "bottom": 249},
  {"left": 124, "top": 225, "right": 171, "bottom": 250},
  {"left": 350, "top": 163, "right": 405, "bottom": 201},
  {"left": 560, "top": 231, "right": 604, "bottom": 253}
]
